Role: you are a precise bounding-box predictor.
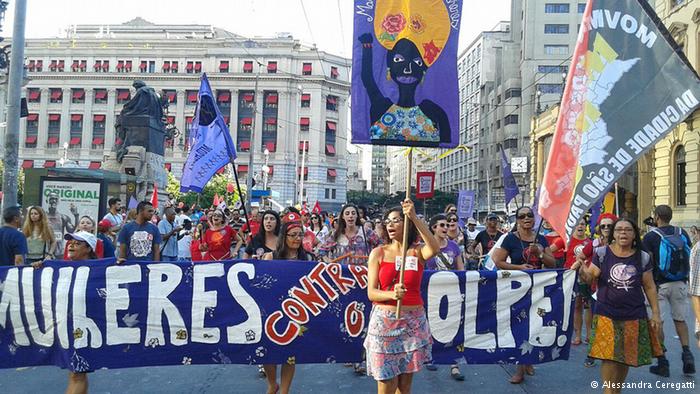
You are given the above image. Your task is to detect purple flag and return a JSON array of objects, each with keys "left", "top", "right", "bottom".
[
  {"left": 128, "top": 196, "right": 138, "bottom": 210},
  {"left": 180, "top": 73, "right": 237, "bottom": 193},
  {"left": 500, "top": 145, "right": 520, "bottom": 206}
]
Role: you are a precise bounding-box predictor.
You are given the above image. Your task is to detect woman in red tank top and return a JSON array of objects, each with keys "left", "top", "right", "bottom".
[{"left": 364, "top": 199, "right": 441, "bottom": 393}]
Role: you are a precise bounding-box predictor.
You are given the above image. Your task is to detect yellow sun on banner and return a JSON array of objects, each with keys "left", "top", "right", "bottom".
[{"left": 374, "top": 0, "right": 451, "bottom": 67}]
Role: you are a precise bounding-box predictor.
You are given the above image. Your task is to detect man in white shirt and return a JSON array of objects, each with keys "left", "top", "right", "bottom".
[{"left": 103, "top": 198, "right": 123, "bottom": 233}]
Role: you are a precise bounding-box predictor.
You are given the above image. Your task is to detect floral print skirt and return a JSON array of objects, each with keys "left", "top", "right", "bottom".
[
  {"left": 588, "top": 314, "right": 663, "bottom": 367},
  {"left": 364, "top": 307, "right": 432, "bottom": 381}
]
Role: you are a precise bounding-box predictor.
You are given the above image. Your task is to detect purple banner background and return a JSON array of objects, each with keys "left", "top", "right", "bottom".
[{"left": 351, "top": 0, "right": 462, "bottom": 148}]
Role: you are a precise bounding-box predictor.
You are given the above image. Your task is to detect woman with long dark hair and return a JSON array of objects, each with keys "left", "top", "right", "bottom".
[
  {"left": 244, "top": 210, "right": 280, "bottom": 259},
  {"left": 572, "top": 218, "right": 663, "bottom": 393},
  {"left": 322, "top": 204, "right": 378, "bottom": 265},
  {"left": 261, "top": 212, "right": 312, "bottom": 394},
  {"left": 364, "top": 200, "right": 440, "bottom": 393}
]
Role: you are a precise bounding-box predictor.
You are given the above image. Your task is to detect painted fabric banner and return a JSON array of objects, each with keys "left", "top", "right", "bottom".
[
  {"left": 0, "top": 260, "right": 576, "bottom": 371},
  {"left": 538, "top": 0, "right": 700, "bottom": 242},
  {"left": 351, "top": 0, "right": 462, "bottom": 148}
]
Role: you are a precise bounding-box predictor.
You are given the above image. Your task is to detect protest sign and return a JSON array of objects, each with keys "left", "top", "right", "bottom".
[
  {"left": 415, "top": 172, "right": 435, "bottom": 199},
  {"left": 0, "top": 260, "right": 576, "bottom": 370}
]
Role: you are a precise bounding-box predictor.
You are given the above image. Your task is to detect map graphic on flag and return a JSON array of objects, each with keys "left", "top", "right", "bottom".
[{"left": 539, "top": 0, "right": 700, "bottom": 242}]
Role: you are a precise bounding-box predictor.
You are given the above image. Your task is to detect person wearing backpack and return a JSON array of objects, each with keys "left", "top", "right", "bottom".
[{"left": 642, "top": 205, "right": 695, "bottom": 376}]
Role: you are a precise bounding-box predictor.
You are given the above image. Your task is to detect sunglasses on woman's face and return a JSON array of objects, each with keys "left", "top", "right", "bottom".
[
  {"left": 517, "top": 212, "right": 534, "bottom": 220},
  {"left": 600, "top": 224, "right": 613, "bottom": 229},
  {"left": 433, "top": 223, "right": 448, "bottom": 228},
  {"left": 384, "top": 217, "right": 403, "bottom": 225}
]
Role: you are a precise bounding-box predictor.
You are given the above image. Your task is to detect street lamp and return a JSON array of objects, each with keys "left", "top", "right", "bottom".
[{"left": 536, "top": 90, "right": 543, "bottom": 115}]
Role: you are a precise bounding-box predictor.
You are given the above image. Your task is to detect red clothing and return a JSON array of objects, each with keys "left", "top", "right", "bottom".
[
  {"left": 190, "top": 239, "right": 204, "bottom": 261},
  {"left": 565, "top": 237, "right": 592, "bottom": 269},
  {"left": 202, "top": 225, "right": 236, "bottom": 260},
  {"left": 241, "top": 220, "right": 260, "bottom": 242},
  {"left": 63, "top": 239, "right": 104, "bottom": 259},
  {"left": 545, "top": 233, "right": 566, "bottom": 259},
  {"left": 377, "top": 254, "right": 424, "bottom": 306},
  {"left": 302, "top": 229, "right": 316, "bottom": 254}
]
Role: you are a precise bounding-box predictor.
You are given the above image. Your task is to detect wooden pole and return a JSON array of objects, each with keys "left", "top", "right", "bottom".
[
  {"left": 396, "top": 149, "right": 413, "bottom": 319},
  {"left": 614, "top": 182, "right": 620, "bottom": 218},
  {"left": 231, "top": 161, "right": 251, "bottom": 241}
]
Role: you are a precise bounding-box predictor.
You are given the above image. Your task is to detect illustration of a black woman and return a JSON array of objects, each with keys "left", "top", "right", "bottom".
[{"left": 358, "top": 1, "right": 452, "bottom": 146}]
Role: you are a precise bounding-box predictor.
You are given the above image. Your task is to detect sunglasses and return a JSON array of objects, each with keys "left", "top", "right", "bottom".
[
  {"left": 600, "top": 224, "right": 613, "bottom": 229},
  {"left": 383, "top": 218, "right": 403, "bottom": 225},
  {"left": 433, "top": 223, "right": 448, "bottom": 228},
  {"left": 517, "top": 213, "right": 535, "bottom": 220},
  {"left": 447, "top": 218, "right": 458, "bottom": 223}
]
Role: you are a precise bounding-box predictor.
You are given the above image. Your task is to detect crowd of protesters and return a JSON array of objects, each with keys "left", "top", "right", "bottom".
[{"left": 1, "top": 196, "right": 700, "bottom": 394}]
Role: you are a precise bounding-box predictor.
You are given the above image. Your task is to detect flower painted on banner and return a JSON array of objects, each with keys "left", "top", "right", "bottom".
[
  {"left": 297, "top": 325, "right": 308, "bottom": 337},
  {"left": 245, "top": 329, "right": 256, "bottom": 342},
  {"left": 147, "top": 338, "right": 160, "bottom": 348},
  {"left": 456, "top": 344, "right": 465, "bottom": 352},
  {"left": 176, "top": 329, "right": 188, "bottom": 340},
  {"left": 73, "top": 328, "right": 84, "bottom": 340},
  {"left": 552, "top": 347, "right": 562, "bottom": 360},
  {"left": 537, "top": 307, "right": 547, "bottom": 317},
  {"left": 422, "top": 40, "right": 442, "bottom": 65},
  {"left": 182, "top": 356, "right": 192, "bottom": 365},
  {"left": 287, "top": 356, "right": 296, "bottom": 365},
  {"left": 409, "top": 14, "right": 426, "bottom": 34},
  {"left": 255, "top": 346, "right": 267, "bottom": 358},
  {"left": 382, "top": 13, "right": 406, "bottom": 35},
  {"left": 519, "top": 341, "right": 534, "bottom": 355},
  {"left": 380, "top": 112, "right": 397, "bottom": 126}
]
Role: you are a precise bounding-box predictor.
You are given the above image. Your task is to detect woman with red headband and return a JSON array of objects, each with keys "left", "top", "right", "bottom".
[{"left": 261, "top": 212, "right": 313, "bottom": 394}]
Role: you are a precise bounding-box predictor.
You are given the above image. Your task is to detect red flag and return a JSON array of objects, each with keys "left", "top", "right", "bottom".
[
  {"left": 312, "top": 201, "right": 321, "bottom": 214},
  {"left": 213, "top": 194, "right": 220, "bottom": 207},
  {"left": 150, "top": 183, "right": 159, "bottom": 209},
  {"left": 226, "top": 183, "right": 235, "bottom": 194}
]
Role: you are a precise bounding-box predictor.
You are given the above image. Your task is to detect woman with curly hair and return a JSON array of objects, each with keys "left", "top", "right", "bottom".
[{"left": 22, "top": 206, "right": 57, "bottom": 264}]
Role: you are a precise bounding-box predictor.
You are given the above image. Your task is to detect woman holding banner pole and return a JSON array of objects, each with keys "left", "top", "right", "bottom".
[
  {"left": 364, "top": 200, "right": 440, "bottom": 393},
  {"left": 491, "top": 205, "right": 555, "bottom": 384},
  {"left": 262, "top": 212, "right": 313, "bottom": 394},
  {"left": 572, "top": 218, "right": 663, "bottom": 393}
]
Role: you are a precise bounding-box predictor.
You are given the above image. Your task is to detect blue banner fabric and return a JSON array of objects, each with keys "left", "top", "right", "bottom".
[
  {"left": 500, "top": 145, "right": 521, "bottom": 206},
  {"left": 0, "top": 260, "right": 576, "bottom": 371},
  {"left": 180, "top": 73, "right": 238, "bottom": 193}
]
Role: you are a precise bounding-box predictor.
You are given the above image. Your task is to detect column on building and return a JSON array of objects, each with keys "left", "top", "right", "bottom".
[
  {"left": 37, "top": 88, "right": 49, "bottom": 152},
  {"left": 276, "top": 90, "right": 293, "bottom": 204},
  {"left": 59, "top": 88, "right": 72, "bottom": 147},
  {"left": 81, "top": 89, "right": 94, "bottom": 152},
  {"left": 336, "top": 95, "right": 348, "bottom": 203},
  {"left": 174, "top": 90, "right": 186, "bottom": 164},
  {"left": 105, "top": 89, "right": 117, "bottom": 152}
]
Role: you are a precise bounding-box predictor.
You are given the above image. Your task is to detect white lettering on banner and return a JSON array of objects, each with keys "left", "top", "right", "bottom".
[
  {"left": 191, "top": 263, "right": 223, "bottom": 344},
  {"left": 528, "top": 272, "right": 557, "bottom": 347},
  {"left": 565, "top": 89, "right": 698, "bottom": 235},
  {"left": 105, "top": 265, "right": 141, "bottom": 345},
  {"left": 463, "top": 271, "right": 496, "bottom": 349},
  {"left": 0, "top": 269, "right": 29, "bottom": 345},
  {"left": 73, "top": 267, "right": 103, "bottom": 349},
  {"left": 426, "top": 272, "right": 461, "bottom": 343},
  {"left": 496, "top": 271, "right": 531, "bottom": 348},
  {"left": 561, "top": 269, "right": 577, "bottom": 331},
  {"left": 21, "top": 268, "right": 55, "bottom": 347},
  {"left": 146, "top": 264, "right": 187, "bottom": 347},
  {"left": 56, "top": 267, "right": 74, "bottom": 348},
  {"left": 355, "top": 0, "right": 374, "bottom": 22},
  {"left": 226, "top": 263, "right": 262, "bottom": 344},
  {"left": 590, "top": 9, "right": 657, "bottom": 48}
]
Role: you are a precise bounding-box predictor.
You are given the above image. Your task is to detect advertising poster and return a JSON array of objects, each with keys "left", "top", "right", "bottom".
[{"left": 41, "top": 179, "right": 102, "bottom": 250}]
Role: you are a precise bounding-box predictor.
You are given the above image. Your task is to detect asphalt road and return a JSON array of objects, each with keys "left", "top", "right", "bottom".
[{"left": 0, "top": 316, "right": 697, "bottom": 393}]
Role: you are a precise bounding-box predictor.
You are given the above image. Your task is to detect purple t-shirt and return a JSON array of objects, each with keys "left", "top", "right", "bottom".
[
  {"left": 593, "top": 246, "right": 652, "bottom": 320},
  {"left": 426, "top": 240, "right": 461, "bottom": 271}
]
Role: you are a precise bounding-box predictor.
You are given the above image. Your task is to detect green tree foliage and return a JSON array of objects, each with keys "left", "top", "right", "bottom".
[{"left": 167, "top": 172, "right": 243, "bottom": 210}]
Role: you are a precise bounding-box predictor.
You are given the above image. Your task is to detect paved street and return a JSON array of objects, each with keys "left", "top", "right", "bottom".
[{"left": 1, "top": 315, "right": 697, "bottom": 394}]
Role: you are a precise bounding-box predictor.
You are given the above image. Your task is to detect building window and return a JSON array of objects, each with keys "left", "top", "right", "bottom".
[
  {"left": 48, "top": 114, "right": 60, "bottom": 147},
  {"left": 94, "top": 89, "right": 108, "bottom": 104},
  {"left": 327, "top": 168, "right": 337, "bottom": 183},
  {"left": 538, "top": 65, "right": 568, "bottom": 74},
  {"left": 300, "top": 117, "right": 310, "bottom": 131},
  {"left": 503, "top": 138, "right": 518, "bottom": 150},
  {"left": 331, "top": 189, "right": 336, "bottom": 200},
  {"left": 186, "top": 90, "right": 198, "bottom": 105},
  {"left": 27, "top": 88, "right": 41, "bottom": 103},
  {"left": 243, "top": 61, "right": 254, "bottom": 73},
  {"left": 538, "top": 83, "right": 564, "bottom": 94},
  {"left": 545, "top": 3, "right": 570, "bottom": 13},
  {"left": 325, "top": 189, "right": 330, "bottom": 199},
  {"left": 26, "top": 114, "right": 38, "bottom": 147},
  {"left": 267, "top": 61, "right": 277, "bottom": 74},
  {"left": 672, "top": 0, "right": 685, "bottom": 8},
  {"left": 675, "top": 145, "right": 687, "bottom": 206},
  {"left": 326, "top": 95, "right": 338, "bottom": 111},
  {"left": 116, "top": 89, "right": 131, "bottom": 104},
  {"left": 578, "top": 3, "right": 586, "bottom": 13},
  {"left": 495, "top": 119, "right": 501, "bottom": 129},
  {"left": 301, "top": 93, "right": 311, "bottom": 108},
  {"left": 544, "top": 24, "right": 569, "bottom": 34},
  {"left": 171, "top": 61, "right": 178, "bottom": 73},
  {"left": 298, "top": 167, "right": 309, "bottom": 181},
  {"left": 49, "top": 88, "right": 62, "bottom": 103},
  {"left": 163, "top": 90, "right": 177, "bottom": 105},
  {"left": 504, "top": 114, "right": 519, "bottom": 125},
  {"left": 504, "top": 88, "right": 521, "bottom": 99},
  {"left": 302, "top": 62, "right": 312, "bottom": 75},
  {"left": 325, "top": 121, "right": 336, "bottom": 156},
  {"left": 219, "top": 60, "right": 229, "bottom": 73},
  {"left": 544, "top": 45, "right": 569, "bottom": 55},
  {"left": 330, "top": 66, "right": 339, "bottom": 79}
]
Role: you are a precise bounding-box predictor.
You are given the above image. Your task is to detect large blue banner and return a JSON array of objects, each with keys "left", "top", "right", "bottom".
[{"left": 0, "top": 260, "right": 576, "bottom": 371}]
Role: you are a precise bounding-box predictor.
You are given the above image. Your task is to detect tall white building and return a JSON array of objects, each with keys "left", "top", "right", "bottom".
[
  {"left": 388, "top": 147, "right": 438, "bottom": 195},
  {"left": 16, "top": 18, "right": 351, "bottom": 211},
  {"left": 438, "top": 22, "right": 511, "bottom": 205}
]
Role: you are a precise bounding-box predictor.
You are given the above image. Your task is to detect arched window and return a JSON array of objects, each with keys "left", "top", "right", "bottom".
[{"left": 675, "top": 145, "right": 687, "bottom": 206}]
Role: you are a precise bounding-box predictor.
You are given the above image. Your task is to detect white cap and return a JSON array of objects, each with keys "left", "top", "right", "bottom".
[
  {"left": 467, "top": 218, "right": 477, "bottom": 225},
  {"left": 64, "top": 231, "right": 97, "bottom": 252}
]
